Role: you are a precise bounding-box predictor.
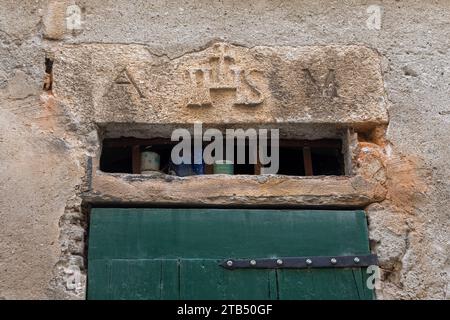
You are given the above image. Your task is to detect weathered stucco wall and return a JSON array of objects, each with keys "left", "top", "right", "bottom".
[{"left": 0, "top": 0, "right": 449, "bottom": 299}]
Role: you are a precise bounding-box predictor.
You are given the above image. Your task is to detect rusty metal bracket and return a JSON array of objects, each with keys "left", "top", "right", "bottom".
[{"left": 219, "top": 254, "right": 378, "bottom": 270}]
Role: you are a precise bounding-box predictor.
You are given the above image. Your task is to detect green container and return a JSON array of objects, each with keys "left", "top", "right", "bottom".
[{"left": 213, "top": 160, "right": 234, "bottom": 175}]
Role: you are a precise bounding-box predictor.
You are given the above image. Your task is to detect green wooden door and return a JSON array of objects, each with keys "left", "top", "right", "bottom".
[{"left": 88, "top": 208, "right": 375, "bottom": 300}]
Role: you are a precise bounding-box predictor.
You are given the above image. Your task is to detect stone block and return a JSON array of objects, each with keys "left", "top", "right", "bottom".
[{"left": 53, "top": 43, "right": 388, "bottom": 126}]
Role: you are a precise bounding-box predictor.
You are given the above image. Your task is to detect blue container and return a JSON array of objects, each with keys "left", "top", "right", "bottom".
[
  {"left": 174, "top": 164, "right": 193, "bottom": 177},
  {"left": 192, "top": 146, "right": 204, "bottom": 175},
  {"left": 192, "top": 163, "right": 204, "bottom": 175}
]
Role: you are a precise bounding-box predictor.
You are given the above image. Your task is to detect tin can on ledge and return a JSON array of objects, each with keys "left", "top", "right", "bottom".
[
  {"left": 213, "top": 160, "right": 234, "bottom": 175},
  {"left": 141, "top": 150, "right": 160, "bottom": 172}
]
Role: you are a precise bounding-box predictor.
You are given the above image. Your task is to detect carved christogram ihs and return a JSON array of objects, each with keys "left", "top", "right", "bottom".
[
  {"left": 302, "top": 69, "right": 339, "bottom": 98},
  {"left": 186, "top": 43, "right": 264, "bottom": 107}
]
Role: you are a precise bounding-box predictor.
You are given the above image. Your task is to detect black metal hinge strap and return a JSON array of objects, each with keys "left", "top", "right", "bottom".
[{"left": 219, "top": 254, "right": 378, "bottom": 270}]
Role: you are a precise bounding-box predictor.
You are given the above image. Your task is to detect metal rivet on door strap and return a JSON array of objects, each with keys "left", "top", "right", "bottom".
[{"left": 220, "top": 254, "right": 378, "bottom": 270}]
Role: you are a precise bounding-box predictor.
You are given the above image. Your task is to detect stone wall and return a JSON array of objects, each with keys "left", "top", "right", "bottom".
[{"left": 0, "top": 0, "right": 449, "bottom": 299}]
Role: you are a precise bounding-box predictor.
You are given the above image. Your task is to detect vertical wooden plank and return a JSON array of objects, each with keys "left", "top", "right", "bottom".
[
  {"left": 278, "top": 269, "right": 364, "bottom": 300},
  {"left": 254, "top": 163, "right": 262, "bottom": 175},
  {"left": 249, "top": 144, "right": 262, "bottom": 175},
  {"left": 179, "top": 259, "right": 224, "bottom": 300},
  {"left": 330, "top": 269, "right": 361, "bottom": 300},
  {"left": 310, "top": 269, "right": 338, "bottom": 300},
  {"left": 159, "top": 259, "right": 180, "bottom": 300},
  {"left": 108, "top": 260, "right": 159, "bottom": 300},
  {"left": 357, "top": 267, "right": 376, "bottom": 300},
  {"left": 87, "top": 259, "right": 111, "bottom": 300},
  {"left": 254, "top": 144, "right": 262, "bottom": 175},
  {"left": 220, "top": 267, "right": 277, "bottom": 300},
  {"left": 101, "top": 259, "right": 179, "bottom": 300},
  {"left": 277, "top": 269, "right": 315, "bottom": 300},
  {"left": 303, "top": 147, "right": 313, "bottom": 176},
  {"left": 178, "top": 259, "right": 276, "bottom": 300},
  {"left": 132, "top": 145, "right": 141, "bottom": 174}
]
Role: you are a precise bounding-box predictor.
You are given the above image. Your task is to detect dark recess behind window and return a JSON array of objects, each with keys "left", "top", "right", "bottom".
[
  {"left": 100, "top": 146, "right": 133, "bottom": 173},
  {"left": 100, "top": 138, "right": 344, "bottom": 176}
]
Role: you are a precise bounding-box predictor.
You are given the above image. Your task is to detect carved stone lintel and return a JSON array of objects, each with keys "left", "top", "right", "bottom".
[{"left": 54, "top": 43, "right": 388, "bottom": 126}]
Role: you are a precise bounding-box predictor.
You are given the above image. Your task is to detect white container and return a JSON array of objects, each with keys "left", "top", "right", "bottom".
[{"left": 140, "top": 151, "right": 160, "bottom": 172}]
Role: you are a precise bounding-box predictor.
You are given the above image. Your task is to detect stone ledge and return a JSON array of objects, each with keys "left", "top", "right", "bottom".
[{"left": 84, "top": 172, "right": 386, "bottom": 207}]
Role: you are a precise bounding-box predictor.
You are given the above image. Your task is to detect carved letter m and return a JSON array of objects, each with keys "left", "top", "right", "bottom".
[{"left": 302, "top": 69, "right": 338, "bottom": 98}]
